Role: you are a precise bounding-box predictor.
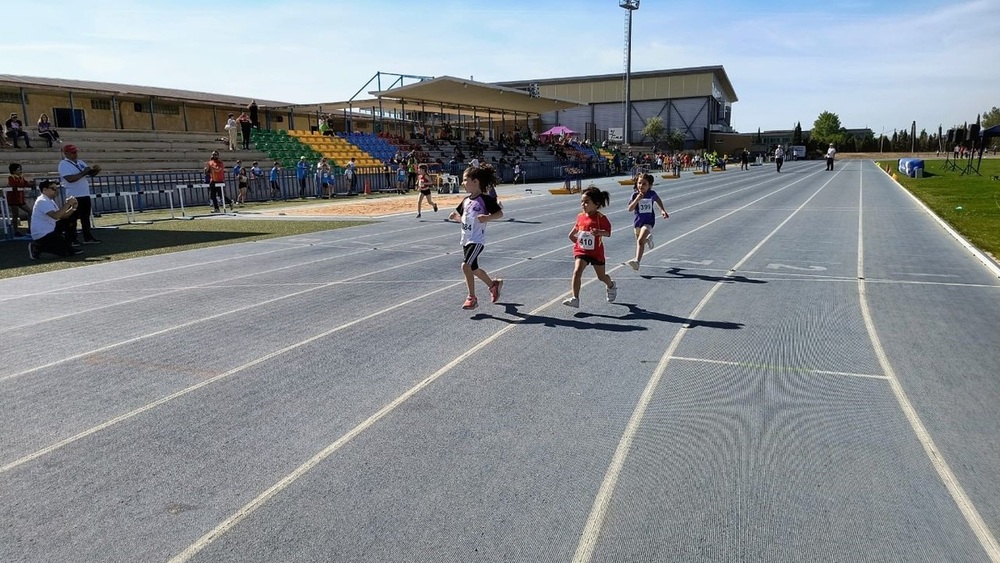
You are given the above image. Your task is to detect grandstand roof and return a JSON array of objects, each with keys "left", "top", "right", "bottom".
[
  {"left": 0, "top": 74, "right": 290, "bottom": 107},
  {"left": 368, "top": 76, "right": 584, "bottom": 116}
]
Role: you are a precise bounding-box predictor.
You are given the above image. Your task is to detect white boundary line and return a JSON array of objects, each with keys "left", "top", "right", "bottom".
[
  {"left": 572, "top": 168, "right": 839, "bottom": 562},
  {"left": 860, "top": 163, "right": 1000, "bottom": 561},
  {"left": 879, "top": 161, "right": 1000, "bottom": 278}
]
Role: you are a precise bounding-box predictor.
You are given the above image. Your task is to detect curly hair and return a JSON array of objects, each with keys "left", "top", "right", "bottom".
[{"left": 464, "top": 163, "right": 499, "bottom": 190}]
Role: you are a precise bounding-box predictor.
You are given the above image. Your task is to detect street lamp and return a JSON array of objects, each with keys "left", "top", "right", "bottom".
[{"left": 620, "top": 0, "right": 639, "bottom": 146}]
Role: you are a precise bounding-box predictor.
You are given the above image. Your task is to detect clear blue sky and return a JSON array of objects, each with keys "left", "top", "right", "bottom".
[{"left": 7, "top": 0, "right": 998, "bottom": 135}]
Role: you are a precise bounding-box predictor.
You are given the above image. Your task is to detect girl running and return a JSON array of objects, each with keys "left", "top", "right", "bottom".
[
  {"left": 415, "top": 163, "right": 438, "bottom": 218},
  {"left": 564, "top": 185, "right": 616, "bottom": 307},
  {"left": 448, "top": 164, "right": 504, "bottom": 310},
  {"left": 625, "top": 173, "right": 669, "bottom": 270}
]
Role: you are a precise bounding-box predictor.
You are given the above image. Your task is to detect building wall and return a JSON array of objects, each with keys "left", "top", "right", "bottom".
[
  {"left": 0, "top": 85, "right": 310, "bottom": 133},
  {"left": 546, "top": 97, "right": 716, "bottom": 148},
  {"left": 538, "top": 71, "right": 720, "bottom": 105}
]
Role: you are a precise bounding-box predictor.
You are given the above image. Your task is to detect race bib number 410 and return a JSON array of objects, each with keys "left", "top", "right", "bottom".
[{"left": 577, "top": 231, "right": 596, "bottom": 250}]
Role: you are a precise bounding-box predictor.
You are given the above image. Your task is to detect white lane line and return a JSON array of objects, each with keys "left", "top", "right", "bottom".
[
  {"left": 857, "top": 164, "right": 1000, "bottom": 561},
  {"left": 0, "top": 210, "right": 609, "bottom": 470},
  {"left": 1, "top": 202, "right": 578, "bottom": 329},
  {"left": 668, "top": 356, "right": 888, "bottom": 380},
  {"left": 0, "top": 207, "right": 583, "bottom": 382},
  {"left": 0, "top": 196, "right": 577, "bottom": 304},
  {"left": 573, "top": 169, "right": 837, "bottom": 563},
  {"left": 883, "top": 164, "right": 1000, "bottom": 279},
  {"left": 166, "top": 288, "right": 586, "bottom": 563}
]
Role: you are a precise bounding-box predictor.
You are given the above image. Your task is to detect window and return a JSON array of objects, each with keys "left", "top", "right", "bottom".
[
  {"left": 91, "top": 99, "right": 112, "bottom": 111},
  {"left": 0, "top": 92, "right": 24, "bottom": 103},
  {"left": 132, "top": 102, "right": 180, "bottom": 115}
]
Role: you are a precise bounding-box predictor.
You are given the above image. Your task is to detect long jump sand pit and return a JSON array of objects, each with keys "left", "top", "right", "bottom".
[{"left": 261, "top": 193, "right": 522, "bottom": 218}]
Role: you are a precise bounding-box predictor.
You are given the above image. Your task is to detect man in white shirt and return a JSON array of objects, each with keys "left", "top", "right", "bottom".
[
  {"left": 826, "top": 143, "right": 837, "bottom": 171},
  {"left": 224, "top": 113, "right": 238, "bottom": 151},
  {"left": 29, "top": 180, "right": 82, "bottom": 259},
  {"left": 58, "top": 144, "right": 102, "bottom": 244}
]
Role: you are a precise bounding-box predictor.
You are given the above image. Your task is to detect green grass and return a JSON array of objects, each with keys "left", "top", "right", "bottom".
[
  {"left": 2, "top": 202, "right": 371, "bottom": 279},
  {"left": 875, "top": 158, "right": 1000, "bottom": 260}
]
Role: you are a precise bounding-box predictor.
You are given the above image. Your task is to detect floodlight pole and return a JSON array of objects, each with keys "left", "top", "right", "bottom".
[{"left": 620, "top": 0, "right": 639, "bottom": 146}]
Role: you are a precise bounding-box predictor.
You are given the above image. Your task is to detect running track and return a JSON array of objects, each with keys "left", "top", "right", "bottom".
[{"left": 2, "top": 159, "right": 999, "bottom": 562}]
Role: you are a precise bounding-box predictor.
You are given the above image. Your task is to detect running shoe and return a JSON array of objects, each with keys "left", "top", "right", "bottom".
[
  {"left": 416, "top": 213, "right": 422, "bottom": 218},
  {"left": 626, "top": 259, "right": 640, "bottom": 271},
  {"left": 462, "top": 295, "right": 478, "bottom": 310},
  {"left": 606, "top": 282, "right": 617, "bottom": 302},
  {"left": 489, "top": 279, "right": 503, "bottom": 303},
  {"left": 646, "top": 234, "right": 654, "bottom": 249},
  {"left": 28, "top": 242, "right": 38, "bottom": 260},
  {"left": 562, "top": 297, "right": 579, "bottom": 308},
  {"left": 433, "top": 203, "right": 438, "bottom": 212}
]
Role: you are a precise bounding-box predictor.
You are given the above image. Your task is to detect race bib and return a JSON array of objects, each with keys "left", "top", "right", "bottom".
[
  {"left": 638, "top": 199, "right": 653, "bottom": 214},
  {"left": 578, "top": 230, "right": 596, "bottom": 250}
]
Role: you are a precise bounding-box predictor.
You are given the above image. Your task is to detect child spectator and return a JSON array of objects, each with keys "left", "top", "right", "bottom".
[
  {"left": 563, "top": 185, "right": 616, "bottom": 307},
  {"left": 448, "top": 164, "right": 504, "bottom": 310},
  {"left": 7, "top": 163, "right": 34, "bottom": 237},
  {"left": 235, "top": 166, "right": 249, "bottom": 205}
]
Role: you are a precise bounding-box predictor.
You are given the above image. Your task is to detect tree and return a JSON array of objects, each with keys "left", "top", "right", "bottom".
[
  {"left": 811, "top": 111, "right": 845, "bottom": 147},
  {"left": 665, "top": 128, "right": 686, "bottom": 151},
  {"left": 641, "top": 116, "right": 665, "bottom": 148},
  {"left": 792, "top": 122, "right": 803, "bottom": 145},
  {"left": 983, "top": 106, "right": 1000, "bottom": 129}
]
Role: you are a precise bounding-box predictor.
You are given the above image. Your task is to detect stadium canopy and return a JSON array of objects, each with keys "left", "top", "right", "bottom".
[{"left": 288, "top": 76, "right": 582, "bottom": 121}]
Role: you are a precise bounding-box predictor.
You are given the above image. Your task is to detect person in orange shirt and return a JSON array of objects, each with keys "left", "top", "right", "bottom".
[
  {"left": 204, "top": 150, "right": 227, "bottom": 212},
  {"left": 7, "top": 162, "right": 34, "bottom": 237}
]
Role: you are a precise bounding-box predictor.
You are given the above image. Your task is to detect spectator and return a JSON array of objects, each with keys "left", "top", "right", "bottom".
[
  {"left": 28, "top": 180, "right": 81, "bottom": 259},
  {"left": 235, "top": 165, "right": 249, "bottom": 206},
  {"left": 296, "top": 156, "right": 309, "bottom": 198},
  {"left": 5, "top": 112, "right": 32, "bottom": 148},
  {"left": 237, "top": 112, "right": 252, "bottom": 150},
  {"left": 248, "top": 100, "right": 260, "bottom": 129},
  {"left": 316, "top": 157, "right": 331, "bottom": 198},
  {"left": 204, "top": 149, "right": 226, "bottom": 212},
  {"left": 58, "top": 144, "right": 101, "bottom": 244},
  {"left": 345, "top": 157, "right": 358, "bottom": 194},
  {"left": 826, "top": 143, "right": 837, "bottom": 171},
  {"left": 7, "top": 162, "right": 34, "bottom": 236},
  {"left": 224, "top": 113, "right": 238, "bottom": 151},
  {"left": 36, "top": 114, "right": 61, "bottom": 147},
  {"left": 250, "top": 161, "right": 263, "bottom": 197},
  {"left": 269, "top": 161, "right": 281, "bottom": 200}
]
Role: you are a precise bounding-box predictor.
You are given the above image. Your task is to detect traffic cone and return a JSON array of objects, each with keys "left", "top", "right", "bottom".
[{"left": 364, "top": 180, "right": 371, "bottom": 196}]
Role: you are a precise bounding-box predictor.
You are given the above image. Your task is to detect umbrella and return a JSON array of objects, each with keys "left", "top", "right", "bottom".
[{"left": 540, "top": 125, "right": 577, "bottom": 139}]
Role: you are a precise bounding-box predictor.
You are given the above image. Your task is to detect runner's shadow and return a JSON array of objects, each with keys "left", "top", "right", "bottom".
[
  {"left": 641, "top": 267, "right": 766, "bottom": 285},
  {"left": 504, "top": 218, "right": 541, "bottom": 224},
  {"left": 471, "top": 303, "right": 647, "bottom": 332},
  {"left": 575, "top": 303, "right": 744, "bottom": 330}
]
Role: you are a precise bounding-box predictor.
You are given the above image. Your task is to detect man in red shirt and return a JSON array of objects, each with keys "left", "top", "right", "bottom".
[{"left": 204, "top": 150, "right": 227, "bottom": 212}]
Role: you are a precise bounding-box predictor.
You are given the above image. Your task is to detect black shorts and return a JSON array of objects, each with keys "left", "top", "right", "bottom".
[
  {"left": 575, "top": 255, "right": 605, "bottom": 267},
  {"left": 419, "top": 189, "right": 432, "bottom": 196},
  {"left": 462, "top": 243, "right": 485, "bottom": 270}
]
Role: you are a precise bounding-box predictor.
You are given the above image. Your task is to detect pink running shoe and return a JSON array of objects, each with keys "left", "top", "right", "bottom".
[{"left": 489, "top": 279, "right": 503, "bottom": 303}]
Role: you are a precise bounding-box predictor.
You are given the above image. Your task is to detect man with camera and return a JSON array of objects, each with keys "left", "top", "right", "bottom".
[
  {"left": 58, "top": 144, "right": 102, "bottom": 245},
  {"left": 28, "top": 180, "right": 82, "bottom": 259}
]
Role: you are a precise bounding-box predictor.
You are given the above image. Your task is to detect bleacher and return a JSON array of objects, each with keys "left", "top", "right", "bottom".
[{"left": 4, "top": 128, "right": 271, "bottom": 177}]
